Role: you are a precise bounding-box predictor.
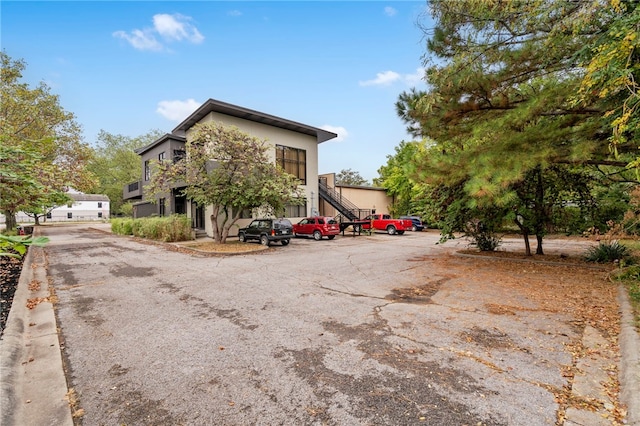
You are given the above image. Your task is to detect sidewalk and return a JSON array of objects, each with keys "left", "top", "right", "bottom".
[{"left": 0, "top": 242, "right": 73, "bottom": 426}]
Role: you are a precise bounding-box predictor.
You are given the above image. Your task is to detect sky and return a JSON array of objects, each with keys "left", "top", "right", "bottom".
[{"left": 2, "top": 1, "right": 432, "bottom": 183}]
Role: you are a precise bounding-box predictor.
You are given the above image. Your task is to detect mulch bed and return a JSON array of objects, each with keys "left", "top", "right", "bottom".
[{"left": 0, "top": 255, "right": 24, "bottom": 335}]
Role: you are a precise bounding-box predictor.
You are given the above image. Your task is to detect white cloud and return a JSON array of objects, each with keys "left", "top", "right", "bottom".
[
  {"left": 359, "top": 68, "right": 426, "bottom": 87},
  {"left": 227, "top": 10, "right": 242, "bottom": 17},
  {"left": 113, "top": 13, "right": 203, "bottom": 51},
  {"left": 384, "top": 6, "right": 397, "bottom": 17},
  {"left": 157, "top": 99, "right": 201, "bottom": 121},
  {"left": 153, "top": 13, "right": 204, "bottom": 44},
  {"left": 113, "top": 29, "right": 163, "bottom": 51},
  {"left": 359, "top": 71, "right": 401, "bottom": 87},
  {"left": 321, "top": 125, "right": 348, "bottom": 143},
  {"left": 404, "top": 67, "right": 426, "bottom": 85}
]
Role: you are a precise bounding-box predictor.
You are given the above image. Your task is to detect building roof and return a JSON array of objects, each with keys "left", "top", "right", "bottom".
[
  {"left": 135, "top": 133, "right": 187, "bottom": 155},
  {"left": 70, "top": 193, "right": 110, "bottom": 202},
  {"left": 172, "top": 98, "right": 338, "bottom": 143}
]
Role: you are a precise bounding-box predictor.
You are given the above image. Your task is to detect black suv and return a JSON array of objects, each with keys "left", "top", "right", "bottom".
[{"left": 238, "top": 218, "right": 293, "bottom": 246}]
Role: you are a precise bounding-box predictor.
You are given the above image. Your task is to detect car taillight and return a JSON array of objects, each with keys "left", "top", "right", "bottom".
[{"left": 271, "top": 229, "right": 275, "bottom": 236}]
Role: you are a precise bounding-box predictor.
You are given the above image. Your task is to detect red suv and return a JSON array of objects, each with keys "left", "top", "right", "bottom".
[{"left": 293, "top": 216, "right": 340, "bottom": 241}]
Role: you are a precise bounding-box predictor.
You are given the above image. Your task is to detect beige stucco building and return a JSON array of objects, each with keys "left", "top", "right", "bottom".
[{"left": 318, "top": 173, "right": 394, "bottom": 219}]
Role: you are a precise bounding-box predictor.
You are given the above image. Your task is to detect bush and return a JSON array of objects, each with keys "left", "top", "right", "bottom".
[
  {"left": 585, "top": 240, "right": 633, "bottom": 264},
  {"left": 111, "top": 215, "right": 193, "bottom": 242},
  {"left": 465, "top": 220, "right": 501, "bottom": 252}
]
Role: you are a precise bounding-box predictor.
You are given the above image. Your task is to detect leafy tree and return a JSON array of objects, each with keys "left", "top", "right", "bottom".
[
  {"left": 576, "top": 2, "right": 639, "bottom": 170},
  {"left": 146, "top": 121, "right": 304, "bottom": 243},
  {"left": 0, "top": 51, "right": 95, "bottom": 230},
  {"left": 22, "top": 191, "right": 72, "bottom": 225},
  {"left": 375, "top": 140, "right": 429, "bottom": 217},
  {"left": 395, "top": 0, "right": 637, "bottom": 254},
  {"left": 87, "top": 129, "right": 163, "bottom": 215},
  {"left": 335, "top": 168, "right": 369, "bottom": 186}
]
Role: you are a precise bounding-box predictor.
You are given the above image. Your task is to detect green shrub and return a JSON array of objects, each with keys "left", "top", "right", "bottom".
[
  {"left": 112, "top": 215, "right": 193, "bottom": 242},
  {"left": 585, "top": 240, "right": 633, "bottom": 264},
  {"left": 465, "top": 220, "right": 501, "bottom": 251},
  {"left": 0, "top": 235, "right": 49, "bottom": 258}
]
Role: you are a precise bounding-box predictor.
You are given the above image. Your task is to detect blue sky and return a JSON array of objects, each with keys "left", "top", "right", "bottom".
[{"left": 2, "top": 1, "right": 431, "bottom": 182}]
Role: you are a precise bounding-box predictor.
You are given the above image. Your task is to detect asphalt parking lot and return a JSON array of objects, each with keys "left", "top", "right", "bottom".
[{"left": 19, "top": 225, "right": 637, "bottom": 425}]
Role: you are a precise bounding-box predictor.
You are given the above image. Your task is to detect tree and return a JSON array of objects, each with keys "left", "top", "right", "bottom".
[
  {"left": 0, "top": 51, "right": 95, "bottom": 230},
  {"left": 335, "top": 168, "right": 369, "bottom": 186},
  {"left": 87, "top": 129, "right": 164, "bottom": 215},
  {"left": 374, "top": 141, "right": 429, "bottom": 217},
  {"left": 395, "top": 0, "right": 637, "bottom": 254},
  {"left": 146, "top": 121, "right": 304, "bottom": 243}
]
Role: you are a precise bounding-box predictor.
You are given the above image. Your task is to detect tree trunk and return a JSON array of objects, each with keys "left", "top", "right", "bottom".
[
  {"left": 536, "top": 234, "right": 544, "bottom": 255},
  {"left": 514, "top": 216, "right": 532, "bottom": 256},
  {"left": 3, "top": 210, "right": 17, "bottom": 233},
  {"left": 34, "top": 215, "right": 41, "bottom": 225},
  {"left": 534, "top": 166, "right": 545, "bottom": 255},
  {"left": 210, "top": 214, "right": 223, "bottom": 243}
]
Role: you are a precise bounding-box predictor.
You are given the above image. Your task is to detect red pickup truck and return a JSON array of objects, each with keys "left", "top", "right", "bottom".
[{"left": 362, "top": 214, "right": 412, "bottom": 235}]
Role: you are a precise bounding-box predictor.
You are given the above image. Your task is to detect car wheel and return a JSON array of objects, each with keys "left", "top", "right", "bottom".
[
  {"left": 260, "top": 235, "right": 270, "bottom": 246},
  {"left": 397, "top": 231, "right": 405, "bottom": 235},
  {"left": 313, "top": 230, "right": 322, "bottom": 241},
  {"left": 387, "top": 225, "right": 397, "bottom": 235},
  {"left": 328, "top": 235, "right": 335, "bottom": 240},
  {"left": 411, "top": 225, "right": 417, "bottom": 232},
  {"left": 281, "top": 239, "right": 290, "bottom": 246},
  {"left": 238, "top": 233, "right": 246, "bottom": 242}
]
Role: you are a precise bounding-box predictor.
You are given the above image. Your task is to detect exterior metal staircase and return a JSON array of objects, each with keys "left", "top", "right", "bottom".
[{"left": 318, "top": 178, "right": 362, "bottom": 221}]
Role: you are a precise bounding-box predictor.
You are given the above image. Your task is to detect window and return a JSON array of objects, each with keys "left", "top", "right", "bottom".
[
  {"left": 158, "top": 151, "right": 165, "bottom": 162},
  {"left": 144, "top": 160, "right": 151, "bottom": 181},
  {"left": 239, "top": 208, "right": 252, "bottom": 219},
  {"left": 98, "top": 202, "right": 102, "bottom": 208},
  {"left": 173, "top": 149, "right": 186, "bottom": 163},
  {"left": 98, "top": 212, "right": 103, "bottom": 218},
  {"left": 275, "top": 145, "right": 306, "bottom": 184},
  {"left": 159, "top": 198, "right": 166, "bottom": 217},
  {"left": 67, "top": 212, "right": 72, "bottom": 219},
  {"left": 282, "top": 200, "right": 307, "bottom": 218},
  {"left": 46, "top": 212, "right": 52, "bottom": 219}
]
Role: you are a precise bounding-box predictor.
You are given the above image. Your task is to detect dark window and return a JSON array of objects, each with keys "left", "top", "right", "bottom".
[
  {"left": 158, "top": 151, "right": 165, "bottom": 162},
  {"left": 98, "top": 202, "right": 102, "bottom": 208},
  {"left": 46, "top": 212, "right": 52, "bottom": 219},
  {"left": 159, "top": 198, "right": 166, "bottom": 217},
  {"left": 67, "top": 212, "right": 72, "bottom": 219},
  {"left": 275, "top": 145, "right": 306, "bottom": 184},
  {"left": 318, "top": 218, "right": 325, "bottom": 224},
  {"left": 144, "top": 160, "right": 151, "bottom": 181},
  {"left": 239, "top": 208, "right": 252, "bottom": 219},
  {"left": 98, "top": 212, "right": 103, "bottom": 218},
  {"left": 173, "top": 149, "right": 186, "bottom": 163}
]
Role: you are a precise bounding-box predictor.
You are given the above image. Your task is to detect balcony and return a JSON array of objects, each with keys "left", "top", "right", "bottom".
[{"left": 123, "top": 180, "right": 143, "bottom": 200}]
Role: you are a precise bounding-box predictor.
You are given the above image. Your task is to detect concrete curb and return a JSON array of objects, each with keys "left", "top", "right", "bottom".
[
  {"left": 0, "top": 235, "right": 73, "bottom": 426},
  {"left": 618, "top": 284, "right": 640, "bottom": 426}
]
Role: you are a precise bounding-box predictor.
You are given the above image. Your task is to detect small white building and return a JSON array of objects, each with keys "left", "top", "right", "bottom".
[{"left": 1, "top": 191, "right": 110, "bottom": 224}]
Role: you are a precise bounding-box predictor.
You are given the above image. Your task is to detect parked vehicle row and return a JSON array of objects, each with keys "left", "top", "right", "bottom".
[{"left": 238, "top": 215, "right": 425, "bottom": 247}]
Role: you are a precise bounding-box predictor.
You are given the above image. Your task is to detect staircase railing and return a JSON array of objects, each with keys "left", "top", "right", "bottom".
[{"left": 318, "top": 179, "right": 361, "bottom": 221}]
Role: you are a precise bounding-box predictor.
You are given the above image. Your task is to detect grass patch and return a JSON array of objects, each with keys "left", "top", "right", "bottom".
[{"left": 613, "top": 265, "right": 640, "bottom": 329}]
